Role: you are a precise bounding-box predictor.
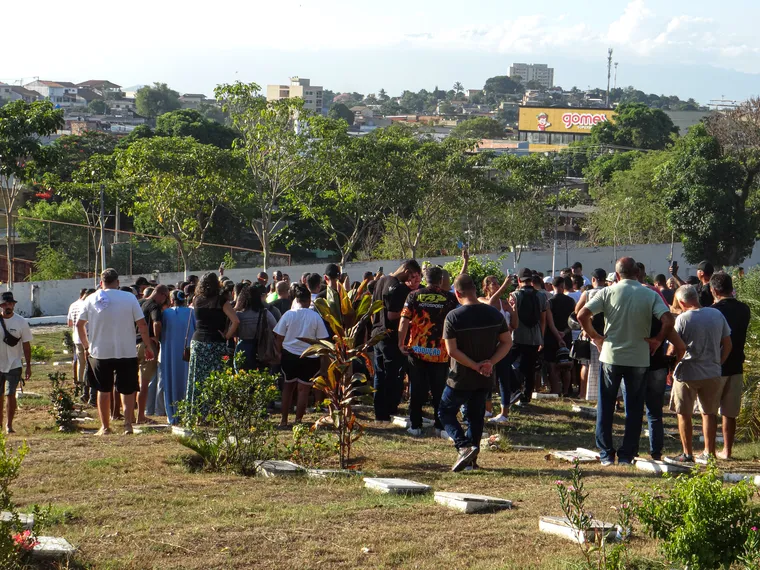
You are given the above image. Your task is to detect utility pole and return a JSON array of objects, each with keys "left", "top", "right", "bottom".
[{"left": 606, "top": 48, "right": 613, "bottom": 107}]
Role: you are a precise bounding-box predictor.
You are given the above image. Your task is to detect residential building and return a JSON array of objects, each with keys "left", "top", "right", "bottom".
[
  {"left": 509, "top": 63, "right": 555, "bottom": 89},
  {"left": 465, "top": 89, "right": 483, "bottom": 100},
  {"left": 179, "top": 93, "right": 207, "bottom": 109},
  {"left": 76, "top": 80, "right": 122, "bottom": 98},
  {"left": 266, "top": 77, "right": 324, "bottom": 114},
  {"left": 24, "top": 80, "right": 79, "bottom": 106},
  {"left": 108, "top": 98, "right": 137, "bottom": 115},
  {"left": 122, "top": 85, "right": 145, "bottom": 99},
  {"left": 664, "top": 110, "right": 713, "bottom": 134}
]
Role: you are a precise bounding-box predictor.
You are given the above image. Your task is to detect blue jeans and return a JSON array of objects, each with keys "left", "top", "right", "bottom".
[
  {"left": 438, "top": 386, "right": 489, "bottom": 450},
  {"left": 407, "top": 357, "right": 447, "bottom": 430},
  {"left": 644, "top": 368, "right": 668, "bottom": 458},
  {"left": 596, "top": 364, "right": 648, "bottom": 462},
  {"left": 496, "top": 357, "right": 516, "bottom": 414}
]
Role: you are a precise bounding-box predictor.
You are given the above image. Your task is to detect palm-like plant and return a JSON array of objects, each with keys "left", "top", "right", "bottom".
[{"left": 299, "top": 280, "right": 383, "bottom": 468}]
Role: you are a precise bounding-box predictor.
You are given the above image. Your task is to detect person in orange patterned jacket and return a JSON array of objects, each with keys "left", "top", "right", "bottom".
[{"left": 398, "top": 265, "right": 459, "bottom": 436}]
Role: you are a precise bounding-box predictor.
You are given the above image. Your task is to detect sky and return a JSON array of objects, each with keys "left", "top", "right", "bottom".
[{"left": 2, "top": 0, "right": 759, "bottom": 104}]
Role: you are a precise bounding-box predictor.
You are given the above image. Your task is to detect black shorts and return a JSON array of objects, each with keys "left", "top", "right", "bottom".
[
  {"left": 281, "top": 350, "right": 320, "bottom": 385},
  {"left": 87, "top": 357, "right": 139, "bottom": 395}
]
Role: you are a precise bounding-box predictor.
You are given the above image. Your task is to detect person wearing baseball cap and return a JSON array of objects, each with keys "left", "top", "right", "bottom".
[{"left": 0, "top": 292, "right": 32, "bottom": 434}]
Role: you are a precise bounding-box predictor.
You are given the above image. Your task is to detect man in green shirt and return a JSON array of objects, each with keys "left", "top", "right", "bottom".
[{"left": 578, "top": 257, "right": 673, "bottom": 466}]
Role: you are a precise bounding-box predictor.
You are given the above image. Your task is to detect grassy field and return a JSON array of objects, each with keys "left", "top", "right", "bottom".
[{"left": 9, "top": 329, "right": 760, "bottom": 569}]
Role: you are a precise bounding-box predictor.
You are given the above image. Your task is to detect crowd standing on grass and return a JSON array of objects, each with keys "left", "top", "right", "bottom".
[{"left": 58, "top": 254, "right": 752, "bottom": 472}]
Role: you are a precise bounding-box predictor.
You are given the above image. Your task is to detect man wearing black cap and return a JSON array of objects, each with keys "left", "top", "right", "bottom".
[
  {"left": 509, "top": 268, "right": 547, "bottom": 404},
  {"left": 670, "top": 260, "right": 714, "bottom": 307},
  {"left": 0, "top": 292, "right": 32, "bottom": 434}
]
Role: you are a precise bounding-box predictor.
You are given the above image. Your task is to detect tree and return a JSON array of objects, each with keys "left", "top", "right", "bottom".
[
  {"left": 17, "top": 200, "right": 89, "bottom": 273},
  {"left": 88, "top": 99, "right": 108, "bottom": 115},
  {"left": 450, "top": 117, "right": 505, "bottom": 140},
  {"left": 28, "top": 246, "right": 76, "bottom": 281},
  {"left": 327, "top": 103, "right": 354, "bottom": 126},
  {"left": 483, "top": 76, "right": 523, "bottom": 103},
  {"left": 135, "top": 82, "right": 181, "bottom": 118},
  {"left": 658, "top": 124, "right": 759, "bottom": 266},
  {"left": 117, "top": 137, "right": 238, "bottom": 277},
  {"left": 378, "top": 88, "right": 389, "bottom": 102},
  {"left": 0, "top": 100, "right": 64, "bottom": 288},
  {"left": 44, "top": 131, "right": 119, "bottom": 183},
  {"left": 590, "top": 102, "right": 678, "bottom": 150},
  {"left": 115, "top": 124, "right": 153, "bottom": 149},
  {"left": 438, "top": 101, "right": 455, "bottom": 115},
  {"left": 155, "top": 109, "right": 237, "bottom": 148},
  {"left": 379, "top": 100, "right": 402, "bottom": 116},
  {"left": 453, "top": 82, "right": 464, "bottom": 98},
  {"left": 215, "top": 81, "right": 314, "bottom": 270}
]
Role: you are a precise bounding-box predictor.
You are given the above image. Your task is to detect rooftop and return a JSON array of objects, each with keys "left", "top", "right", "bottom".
[{"left": 77, "top": 80, "right": 121, "bottom": 89}]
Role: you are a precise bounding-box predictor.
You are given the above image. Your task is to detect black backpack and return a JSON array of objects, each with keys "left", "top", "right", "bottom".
[{"left": 516, "top": 287, "right": 541, "bottom": 328}]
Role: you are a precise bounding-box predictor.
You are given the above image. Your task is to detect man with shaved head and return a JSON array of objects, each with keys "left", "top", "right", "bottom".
[{"left": 577, "top": 257, "right": 674, "bottom": 466}]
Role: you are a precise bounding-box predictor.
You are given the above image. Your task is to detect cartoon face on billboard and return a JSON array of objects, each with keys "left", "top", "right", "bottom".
[{"left": 536, "top": 112, "right": 551, "bottom": 131}]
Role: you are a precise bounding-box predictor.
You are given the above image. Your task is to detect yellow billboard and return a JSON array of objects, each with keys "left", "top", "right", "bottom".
[{"left": 519, "top": 107, "right": 616, "bottom": 134}]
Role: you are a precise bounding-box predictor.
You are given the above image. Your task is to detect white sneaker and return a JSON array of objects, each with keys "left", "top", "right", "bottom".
[
  {"left": 406, "top": 427, "right": 423, "bottom": 437},
  {"left": 488, "top": 414, "right": 509, "bottom": 425},
  {"left": 484, "top": 410, "right": 494, "bottom": 419}
]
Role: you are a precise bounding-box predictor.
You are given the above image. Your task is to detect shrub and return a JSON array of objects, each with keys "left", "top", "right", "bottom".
[
  {"left": 177, "top": 356, "right": 280, "bottom": 475},
  {"left": 286, "top": 424, "right": 336, "bottom": 468},
  {"left": 442, "top": 255, "right": 507, "bottom": 296},
  {"left": 48, "top": 372, "right": 76, "bottom": 432},
  {"left": 633, "top": 463, "right": 760, "bottom": 569},
  {"left": 62, "top": 330, "right": 75, "bottom": 354},
  {"left": 27, "top": 245, "right": 77, "bottom": 281},
  {"left": 30, "top": 345, "right": 54, "bottom": 362}
]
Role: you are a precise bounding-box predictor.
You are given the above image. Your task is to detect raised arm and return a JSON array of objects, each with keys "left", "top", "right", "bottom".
[{"left": 459, "top": 249, "right": 470, "bottom": 276}]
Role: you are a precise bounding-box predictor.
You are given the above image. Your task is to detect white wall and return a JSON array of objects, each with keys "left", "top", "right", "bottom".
[{"left": 8, "top": 242, "right": 756, "bottom": 317}]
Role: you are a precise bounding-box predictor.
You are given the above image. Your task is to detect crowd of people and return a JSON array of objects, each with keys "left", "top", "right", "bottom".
[{"left": 60, "top": 253, "right": 751, "bottom": 472}]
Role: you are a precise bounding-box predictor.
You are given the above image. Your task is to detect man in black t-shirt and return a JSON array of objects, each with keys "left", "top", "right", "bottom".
[
  {"left": 439, "top": 274, "right": 511, "bottom": 472},
  {"left": 135, "top": 285, "right": 167, "bottom": 424},
  {"left": 544, "top": 277, "right": 575, "bottom": 396},
  {"left": 711, "top": 272, "right": 751, "bottom": 459},
  {"left": 370, "top": 259, "right": 421, "bottom": 421}
]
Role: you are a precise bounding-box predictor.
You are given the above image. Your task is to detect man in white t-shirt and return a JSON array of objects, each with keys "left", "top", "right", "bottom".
[
  {"left": 77, "top": 269, "right": 156, "bottom": 436},
  {"left": 0, "top": 292, "right": 33, "bottom": 434}
]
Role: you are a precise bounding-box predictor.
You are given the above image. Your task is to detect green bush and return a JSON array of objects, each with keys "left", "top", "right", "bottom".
[
  {"left": 177, "top": 356, "right": 280, "bottom": 475},
  {"left": 48, "top": 372, "right": 76, "bottom": 432},
  {"left": 30, "top": 345, "right": 53, "bottom": 362},
  {"left": 633, "top": 463, "right": 760, "bottom": 569},
  {"left": 441, "top": 255, "right": 507, "bottom": 296}
]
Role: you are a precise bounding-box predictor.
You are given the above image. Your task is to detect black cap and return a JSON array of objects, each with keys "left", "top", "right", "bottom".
[
  {"left": 519, "top": 268, "right": 533, "bottom": 281},
  {"left": 591, "top": 268, "right": 607, "bottom": 282},
  {"left": 0, "top": 292, "right": 16, "bottom": 304},
  {"left": 134, "top": 276, "right": 149, "bottom": 287},
  {"left": 325, "top": 263, "right": 341, "bottom": 279},
  {"left": 697, "top": 260, "right": 714, "bottom": 274},
  {"left": 571, "top": 262, "right": 583, "bottom": 270}
]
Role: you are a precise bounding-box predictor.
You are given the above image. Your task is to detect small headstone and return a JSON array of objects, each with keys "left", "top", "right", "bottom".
[
  {"left": 391, "top": 416, "right": 434, "bottom": 429},
  {"left": 134, "top": 424, "right": 171, "bottom": 435},
  {"left": 31, "top": 536, "right": 76, "bottom": 559},
  {"left": 549, "top": 448, "right": 600, "bottom": 463},
  {"left": 307, "top": 468, "right": 362, "bottom": 479},
  {"left": 645, "top": 428, "right": 680, "bottom": 438},
  {"left": 634, "top": 457, "right": 691, "bottom": 474},
  {"left": 539, "top": 516, "right": 617, "bottom": 544},
  {"left": 254, "top": 459, "right": 305, "bottom": 477},
  {"left": 72, "top": 417, "right": 95, "bottom": 423},
  {"left": 571, "top": 405, "right": 597, "bottom": 419},
  {"left": 511, "top": 445, "right": 546, "bottom": 452},
  {"left": 434, "top": 492, "right": 512, "bottom": 513},
  {"left": 16, "top": 391, "right": 42, "bottom": 399},
  {"left": 723, "top": 472, "right": 760, "bottom": 485},
  {"left": 53, "top": 362, "right": 66, "bottom": 367},
  {"left": 171, "top": 426, "right": 192, "bottom": 438},
  {"left": 699, "top": 435, "right": 725, "bottom": 444},
  {"left": 364, "top": 477, "right": 431, "bottom": 494},
  {"left": 531, "top": 392, "right": 559, "bottom": 400},
  {"left": 0, "top": 511, "right": 33, "bottom": 530}
]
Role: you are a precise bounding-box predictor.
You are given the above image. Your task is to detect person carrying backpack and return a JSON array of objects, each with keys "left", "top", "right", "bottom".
[{"left": 507, "top": 268, "right": 547, "bottom": 404}]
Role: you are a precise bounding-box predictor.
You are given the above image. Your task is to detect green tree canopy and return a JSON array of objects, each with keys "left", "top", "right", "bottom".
[
  {"left": 450, "top": 117, "right": 505, "bottom": 140},
  {"left": 88, "top": 99, "right": 108, "bottom": 115},
  {"left": 327, "top": 103, "right": 354, "bottom": 126},
  {"left": 155, "top": 109, "right": 238, "bottom": 148},
  {"left": 590, "top": 102, "right": 679, "bottom": 150},
  {"left": 135, "top": 83, "right": 181, "bottom": 118}
]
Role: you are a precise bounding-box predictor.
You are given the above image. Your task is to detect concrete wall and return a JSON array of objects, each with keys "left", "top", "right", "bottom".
[{"left": 8, "top": 242, "right": 757, "bottom": 318}]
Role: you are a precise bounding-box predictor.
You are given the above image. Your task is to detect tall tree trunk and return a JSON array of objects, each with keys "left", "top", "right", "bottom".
[
  {"left": 261, "top": 229, "right": 269, "bottom": 272},
  {"left": 5, "top": 211, "right": 12, "bottom": 290}
]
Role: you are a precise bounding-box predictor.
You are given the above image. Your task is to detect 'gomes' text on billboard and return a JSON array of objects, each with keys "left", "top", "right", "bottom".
[{"left": 518, "top": 107, "right": 617, "bottom": 134}]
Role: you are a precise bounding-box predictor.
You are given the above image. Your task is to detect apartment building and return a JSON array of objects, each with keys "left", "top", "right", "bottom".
[
  {"left": 24, "top": 80, "right": 79, "bottom": 106},
  {"left": 266, "top": 77, "right": 324, "bottom": 114},
  {"left": 509, "top": 63, "right": 555, "bottom": 89}
]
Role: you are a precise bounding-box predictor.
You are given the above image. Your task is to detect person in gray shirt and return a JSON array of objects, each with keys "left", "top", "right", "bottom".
[{"left": 666, "top": 285, "right": 732, "bottom": 465}]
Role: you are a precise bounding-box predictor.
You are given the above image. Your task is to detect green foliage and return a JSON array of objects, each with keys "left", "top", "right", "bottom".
[
  {"left": 450, "top": 117, "right": 505, "bottom": 140},
  {"left": 327, "top": 103, "right": 354, "bottom": 126},
  {"left": 87, "top": 99, "right": 108, "bottom": 115},
  {"left": 221, "top": 251, "right": 237, "bottom": 270},
  {"left": 155, "top": 109, "right": 237, "bottom": 149},
  {"left": 0, "top": 100, "right": 64, "bottom": 182},
  {"left": 62, "top": 330, "right": 75, "bottom": 353},
  {"left": 30, "top": 345, "right": 53, "bottom": 362},
  {"left": 483, "top": 76, "right": 523, "bottom": 104},
  {"left": 589, "top": 103, "right": 678, "bottom": 151},
  {"left": 738, "top": 526, "right": 760, "bottom": 568},
  {"left": 27, "top": 245, "right": 76, "bottom": 281},
  {"left": 584, "top": 151, "right": 641, "bottom": 187},
  {"left": 177, "top": 357, "right": 280, "bottom": 475},
  {"left": 48, "top": 372, "right": 76, "bottom": 432},
  {"left": 135, "top": 82, "right": 181, "bottom": 118},
  {"left": 658, "top": 123, "right": 758, "bottom": 266},
  {"left": 285, "top": 423, "right": 336, "bottom": 468},
  {"left": 633, "top": 463, "right": 760, "bottom": 569},
  {"left": 443, "top": 256, "right": 505, "bottom": 296}
]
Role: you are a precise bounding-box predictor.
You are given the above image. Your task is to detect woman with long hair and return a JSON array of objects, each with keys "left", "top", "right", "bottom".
[
  {"left": 234, "top": 283, "right": 277, "bottom": 371},
  {"left": 159, "top": 290, "right": 195, "bottom": 425},
  {"left": 186, "top": 273, "right": 239, "bottom": 412},
  {"left": 479, "top": 274, "right": 517, "bottom": 424},
  {"left": 273, "top": 283, "right": 329, "bottom": 427}
]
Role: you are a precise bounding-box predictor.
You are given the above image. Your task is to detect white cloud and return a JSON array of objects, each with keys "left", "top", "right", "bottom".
[{"left": 606, "top": 0, "right": 653, "bottom": 44}]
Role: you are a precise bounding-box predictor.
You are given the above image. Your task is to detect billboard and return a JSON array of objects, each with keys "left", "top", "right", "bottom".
[{"left": 519, "top": 107, "right": 616, "bottom": 134}]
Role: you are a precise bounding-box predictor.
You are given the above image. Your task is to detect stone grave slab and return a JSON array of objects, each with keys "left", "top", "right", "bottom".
[
  {"left": 254, "top": 460, "right": 305, "bottom": 477},
  {"left": 434, "top": 492, "right": 512, "bottom": 514},
  {"left": 391, "top": 416, "right": 434, "bottom": 429},
  {"left": 723, "top": 472, "right": 760, "bottom": 485},
  {"left": 15, "top": 391, "right": 42, "bottom": 399},
  {"left": 549, "top": 448, "right": 600, "bottom": 463},
  {"left": 699, "top": 434, "right": 725, "bottom": 444},
  {"left": 0, "top": 511, "right": 33, "bottom": 530},
  {"left": 645, "top": 428, "right": 681, "bottom": 438},
  {"left": 171, "top": 425, "right": 192, "bottom": 438},
  {"left": 31, "top": 536, "right": 76, "bottom": 559},
  {"left": 364, "top": 477, "right": 431, "bottom": 494},
  {"left": 571, "top": 405, "right": 597, "bottom": 419},
  {"left": 512, "top": 444, "right": 546, "bottom": 452},
  {"left": 531, "top": 392, "right": 559, "bottom": 400},
  {"left": 307, "top": 468, "right": 362, "bottom": 479},
  {"left": 539, "top": 516, "right": 617, "bottom": 544},
  {"left": 72, "top": 417, "right": 95, "bottom": 423},
  {"left": 133, "top": 424, "right": 171, "bottom": 435},
  {"left": 634, "top": 457, "right": 691, "bottom": 474}
]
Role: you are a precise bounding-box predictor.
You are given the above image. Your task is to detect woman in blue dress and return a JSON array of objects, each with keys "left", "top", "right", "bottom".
[{"left": 159, "top": 290, "right": 195, "bottom": 425}]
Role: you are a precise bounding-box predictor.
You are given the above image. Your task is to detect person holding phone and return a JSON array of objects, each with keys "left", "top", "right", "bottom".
[{"left": 0, "top": 292, "right": 32, "bottom": 434}]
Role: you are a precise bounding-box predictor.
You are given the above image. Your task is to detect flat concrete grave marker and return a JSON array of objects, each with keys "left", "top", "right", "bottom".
[
  {"left": 723, "top": 472, "right": 760, "bottom": 485},
  {"left": 307, "top": 468, "right": 362, "bottom": 479},
  {"left": 699, "top": 434, "right": 724, "bottom": 444},
  {"left": 171, "top": 425, "right": 192, "bottom": 438},
  {"left": 133, "top": 424, "right": 171, "bottom": 434},
  {"left": 634, "top": 457, "right": 691, "bottom": 474},
  {"left": 0, "top": 511, "right": 33, "bottom": 529},
  {"left": 391, "top": 416, "right": 434, "bottom": 428},
  {"left": 511, "top": 445, "right": 546, "bottom": 452},
  {"left": 550, "top": 448, "right": 600, "bottom": 463},
  {"left": 571, "top": 405, "right": 597, "bottom": 419},
  {"left": 434, "top": 492, "right": 512, "bottom": 513},
  {"left": 531, "top": 392, "right": 559, "bottom": 400},
  {"left": 16, "top": 391, "right": 42, "bottom": 399},
  {"left": 31, "top": 536, "right": 76, "bottom": 559},
  {"left": 364, "top": 477, "right": 431, "bottom": 494},
  {"left": 539, "top": 516, "right": 617, "bottom": 544},
  {"left": 645, "top": 428, "right": 680, "bottom": 438},
  {"left": 254, "top": 460, "right": 305, "bottom": 477}
]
